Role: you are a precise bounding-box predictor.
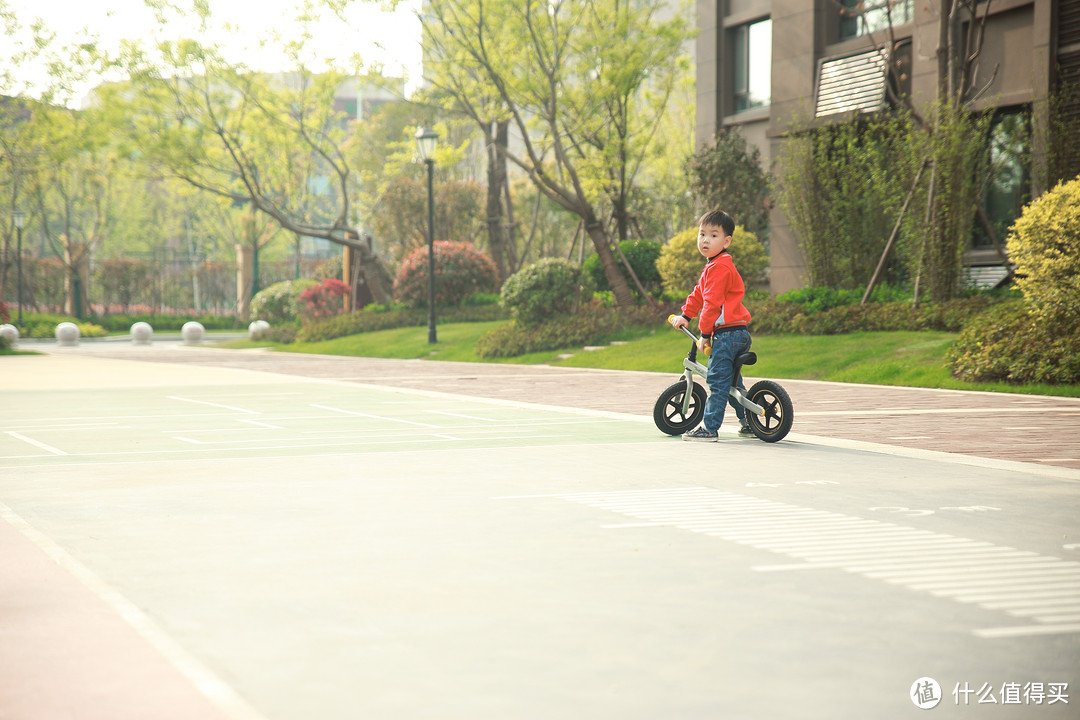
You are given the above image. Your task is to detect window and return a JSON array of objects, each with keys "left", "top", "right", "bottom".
[
  {"left": 815, "top": 48, "right": 888, "bottom": 117},
  {"left": 732, "top": 18, "right": 772, "bottom": 113},
  {"left": 840, "top": 0, "right": 913, "bottom": 41},
  {"left": 975, "top": 110, "right": 1030, "bottom": 248}
]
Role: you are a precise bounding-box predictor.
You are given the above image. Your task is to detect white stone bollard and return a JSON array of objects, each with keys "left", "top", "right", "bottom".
[
  {"left": 181, "top": 321, "right": 205, "bottom": 345},
  {"left": 0, "top": 324, "right": 18, "bottom": 346},
  {"left": 130, "top": 321, "right": 153, "bottom": 345},
  {"left": 248, "top": 319, "right": 270, "bottom": 338},
  {"left": 0, "top": 323, "right": 18, "bottom": 345},
  {"left": 55, "top": 321, "right": 80, "bottom": 346}
]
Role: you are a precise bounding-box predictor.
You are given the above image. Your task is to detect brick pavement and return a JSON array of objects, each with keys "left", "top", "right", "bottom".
[{"left": 60, "top": 343, "right": 1080, "bottom": 471}]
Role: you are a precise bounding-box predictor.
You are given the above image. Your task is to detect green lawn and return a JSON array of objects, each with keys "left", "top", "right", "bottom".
[{"left": 215, "top": 322, "right": 1080, "bottom": 397}]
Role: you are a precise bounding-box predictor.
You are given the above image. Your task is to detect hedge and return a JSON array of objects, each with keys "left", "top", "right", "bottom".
[
  {"left": 475, "top": 303, "right": 660, "bottom": 358},
  {"left": 296, "top": 303, "right": 506, "bottom": 343},
  {"left": 745, "top": 295, "right": 1006, "bottom": 335},
  {"left": 946, "top": 299, "right": 1080, "bottom": 384}
]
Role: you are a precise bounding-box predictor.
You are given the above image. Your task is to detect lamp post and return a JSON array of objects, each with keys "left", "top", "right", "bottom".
[
  {"left": 13, "top": 209, "right": 25, "bottom": 327},
  {"left": 415, "top": 126, "right": 439, "bottom": 344}
]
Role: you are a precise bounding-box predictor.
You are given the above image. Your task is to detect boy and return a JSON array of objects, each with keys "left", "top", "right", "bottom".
[{"left": 669, "top": 210, "right": 753, "bottom": 441}]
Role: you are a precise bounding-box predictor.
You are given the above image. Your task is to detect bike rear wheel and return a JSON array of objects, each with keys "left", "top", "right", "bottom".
[
  {"left": 653, "top": 381, "right": 707, "bottom": 435},
  {"left": 746, "top": 380, "right": 793, "bottom": 443}
]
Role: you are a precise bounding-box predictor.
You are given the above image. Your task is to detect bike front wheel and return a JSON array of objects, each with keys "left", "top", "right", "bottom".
[
  {"left": 653, "top": 381, "right": 707, "bottom": 436},
  {"left": 746, "top": 380, "right": 794, "bottom": 443}
]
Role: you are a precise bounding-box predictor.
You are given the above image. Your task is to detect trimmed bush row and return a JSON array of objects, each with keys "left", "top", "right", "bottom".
[
  {"left": 18, "top": 314, "right": 109, "bottom": 338},
  {"left": 91, "top": 313, "right": 239, "bottom": 332},
  {"left": 15, "top": 312, "right": 237, "bottom": 338},
  {"left": 946, "top": 300, "right": 1080, "bottom": 385},
  {"left": 475, "top": 303, "right": 661, "bottom": 358},
  {"left": 746, "top": 295, "right": 1006, "bottom": 335},
  {"left": 296, "top": 304, "right": 507, "bottom": 343}
]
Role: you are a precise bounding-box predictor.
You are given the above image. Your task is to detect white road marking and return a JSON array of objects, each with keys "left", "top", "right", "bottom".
[
  {"left": 974, "top": 623, "right": 1080, "bottom": 639},
  {"left": 168, "top": 396, "right": 259, "bottom": 414},
  {"left": 310, "top": 403, "right": 441, "bottom": 427},
  {"left": 237, "top": 419, "right": 282, "bottom": 429},
  {"left": 425, "top": 410, "right": 499, "bottom": 422},
  {"left": 0, "top": 502, "right": 270, "bottom": 720},
  {"left": 0, "top": 422, "right": 120, "bottom": 430},
  {"left": 798, "top": 407, "right": 1080, "bottom": 417},
  {"left": 541, "top": 487, "right": 1080, "bottom": 638},
  {"left": 6, "top": 431, "right": 68, "bottom": 455}
]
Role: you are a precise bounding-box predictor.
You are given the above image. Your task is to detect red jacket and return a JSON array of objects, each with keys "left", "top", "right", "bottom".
[{"left": 681, "top": 251, "right": 751, "bottom": 336}]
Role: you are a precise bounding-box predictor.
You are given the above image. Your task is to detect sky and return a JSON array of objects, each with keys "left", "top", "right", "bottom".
[{"left": 2, "top": 0, "right": 424, "bottom": 102}]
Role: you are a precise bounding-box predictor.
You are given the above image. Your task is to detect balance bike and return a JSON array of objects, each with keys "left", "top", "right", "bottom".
[{"left": 653, "top": 318, "right": 794, "bottom": 442}]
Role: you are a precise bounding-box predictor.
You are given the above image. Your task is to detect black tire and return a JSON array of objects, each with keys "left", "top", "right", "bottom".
[
  {"left": 745, "top": 380, "right": 793, "bottom": 443},
  {"left": 653, "top": 381, "right": 707, "bottom": 435}
]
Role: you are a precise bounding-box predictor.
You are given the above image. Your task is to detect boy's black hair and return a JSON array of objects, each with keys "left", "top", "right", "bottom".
[{"left": 697, "top": 209, "right": 735, "bottom": 237}]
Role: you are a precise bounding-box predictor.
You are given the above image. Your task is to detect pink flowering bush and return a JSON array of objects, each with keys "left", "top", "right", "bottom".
[
  {"left": 393, "top": 241, "right": 499, "bottom": 308},
  {"left": 299, "top": 279, "right": 350, "bottom": 322}
]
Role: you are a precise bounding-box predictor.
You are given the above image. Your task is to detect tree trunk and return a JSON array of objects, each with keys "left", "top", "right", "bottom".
[
  {"left": 354, "top": 239, "right": 393, "bottom": 305},
  {"left": 236, "top": 242, "right": 253, "bottom": 322},
  {"left": 63, "top": 242, "right": 90, "bottom": 319},
  {"left": 583, "top": 220, "right": 634, "bottom": 307},
  {"left": 486, "top": 120, "right": 510, "bottom": 282}
]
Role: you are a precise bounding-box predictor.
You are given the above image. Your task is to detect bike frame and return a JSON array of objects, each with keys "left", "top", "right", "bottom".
[{"left": 675, "top": 325, "right": 765, "bottom": 419}]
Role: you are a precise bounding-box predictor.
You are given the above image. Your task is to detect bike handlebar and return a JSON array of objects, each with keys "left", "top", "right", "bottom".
[{"left": 667, "top": 314, "right": 711, "bottom": 356}]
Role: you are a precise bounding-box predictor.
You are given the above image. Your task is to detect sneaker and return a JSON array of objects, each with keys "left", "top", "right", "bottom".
[
  {"left": 738, "top": 424, "right": 755, "bottom": 437},
  {"left": 682, "top": 427, "right": 718, "bottom": 442}
]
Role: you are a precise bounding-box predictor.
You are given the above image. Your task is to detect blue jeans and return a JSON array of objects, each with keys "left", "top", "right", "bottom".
[{"left": 702, "top": 328, "right": 751, "bottom": 433}]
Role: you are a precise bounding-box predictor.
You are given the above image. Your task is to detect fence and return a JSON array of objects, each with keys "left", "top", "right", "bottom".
[{"left": 1, "top": 249, "right": 336, "bottom": 318}]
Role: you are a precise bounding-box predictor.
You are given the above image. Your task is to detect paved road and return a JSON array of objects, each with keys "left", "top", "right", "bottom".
[
  {"left": 2, "top": 340, "right": 1078, "bottom": 720},
  {"left": 51, "top": 339, "right": 1080, "bottom": 471}
]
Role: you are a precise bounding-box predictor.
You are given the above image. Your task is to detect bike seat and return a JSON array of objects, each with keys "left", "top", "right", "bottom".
[{"left": 736, "top": 352, "right": 757, "bottom": 367}]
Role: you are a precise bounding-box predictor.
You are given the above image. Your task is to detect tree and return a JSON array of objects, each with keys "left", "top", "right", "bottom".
[
  {"left": 855, "top": 0, "right": 997, "bottom": 302},
  {"left": 117, "top": 3, "right": 394, "bottom": 306},
  {"left": 691, "top": 127, "right": 771, "bottom": 243},
  {"left": 28, "top": 100, "right": 127, "bottom": 317},
  {"left": 422, "top": 0, "right": 693, "bottom": 308}
]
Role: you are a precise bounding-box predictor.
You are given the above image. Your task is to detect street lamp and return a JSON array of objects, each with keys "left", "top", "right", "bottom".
[
  {"left": 13, "top": 209, "right": 25, "bottom": 327},
  {"left": 415, "top": 126, "right": 439, "bottom": 344}
]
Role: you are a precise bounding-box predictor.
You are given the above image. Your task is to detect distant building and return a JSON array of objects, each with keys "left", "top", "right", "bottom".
[{"left": 696, "top": 0, "right": 1079, "bottom": 293}]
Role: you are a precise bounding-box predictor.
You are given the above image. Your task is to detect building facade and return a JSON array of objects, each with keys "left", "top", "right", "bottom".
[{"left": 696, "top": 0, "right": 1079, "bottom": 293}]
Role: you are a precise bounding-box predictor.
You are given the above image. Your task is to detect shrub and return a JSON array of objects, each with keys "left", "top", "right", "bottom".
[
  {"left": 730, "top": 227, "right": 769, "bottom": 287},
  {"left": 252, "top": 324, "right": 299, "bottom": 343},
  {"left": 299, "top": 279, "right": 350, "bottom": 322},
  {"left": 946, "top": 299, "right": 1080, "bottom": 384},
  {"left": 461, "top": 292, "right": 500, "bottom": 306},
  {"left": 657, "top": 225, "right": 769, "bottom": 296},
  {"left": 393, "top": 241, "right": 499, "bottom": 308},
  {"left": 656, "top": 227, "right": 700, "bottom": 295},
  {"left": 93, "top": 313, "right": 238, "bottom": 332},
  {"left": 583, "top": 239, "right": 662, "bottom": 295},
  {"left": 312, "top": 254, "right": 344, "bottom": 282},
  {"left": 250, "top": 279, "right": 317, "bottom": 324},
  {"left": 19, "top": 313, "right": 108, "bottom": 338},
  {"left": 296, "top": 304, "right": 506, "bottom": 343},
  {"left": 500, "top": 258, "right": 592, "bottom": 326},
  {"left": 746, "top": 295, "right": 1002, "bottom": 335},
  {"left": 0, "top": 299, "right": 8, "bottom": 324},
  {"left": 691, "top": 127, "right": 771, "bottom": 242},
  {"left": 475, "top": 303, "right": 659, "bottom": 358},
  {"left": 1007, "top": 174, "right": 1080, "bottom": 328},
  {"left": 776, "top": 286, "right": 863, "bottom": 313}
]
